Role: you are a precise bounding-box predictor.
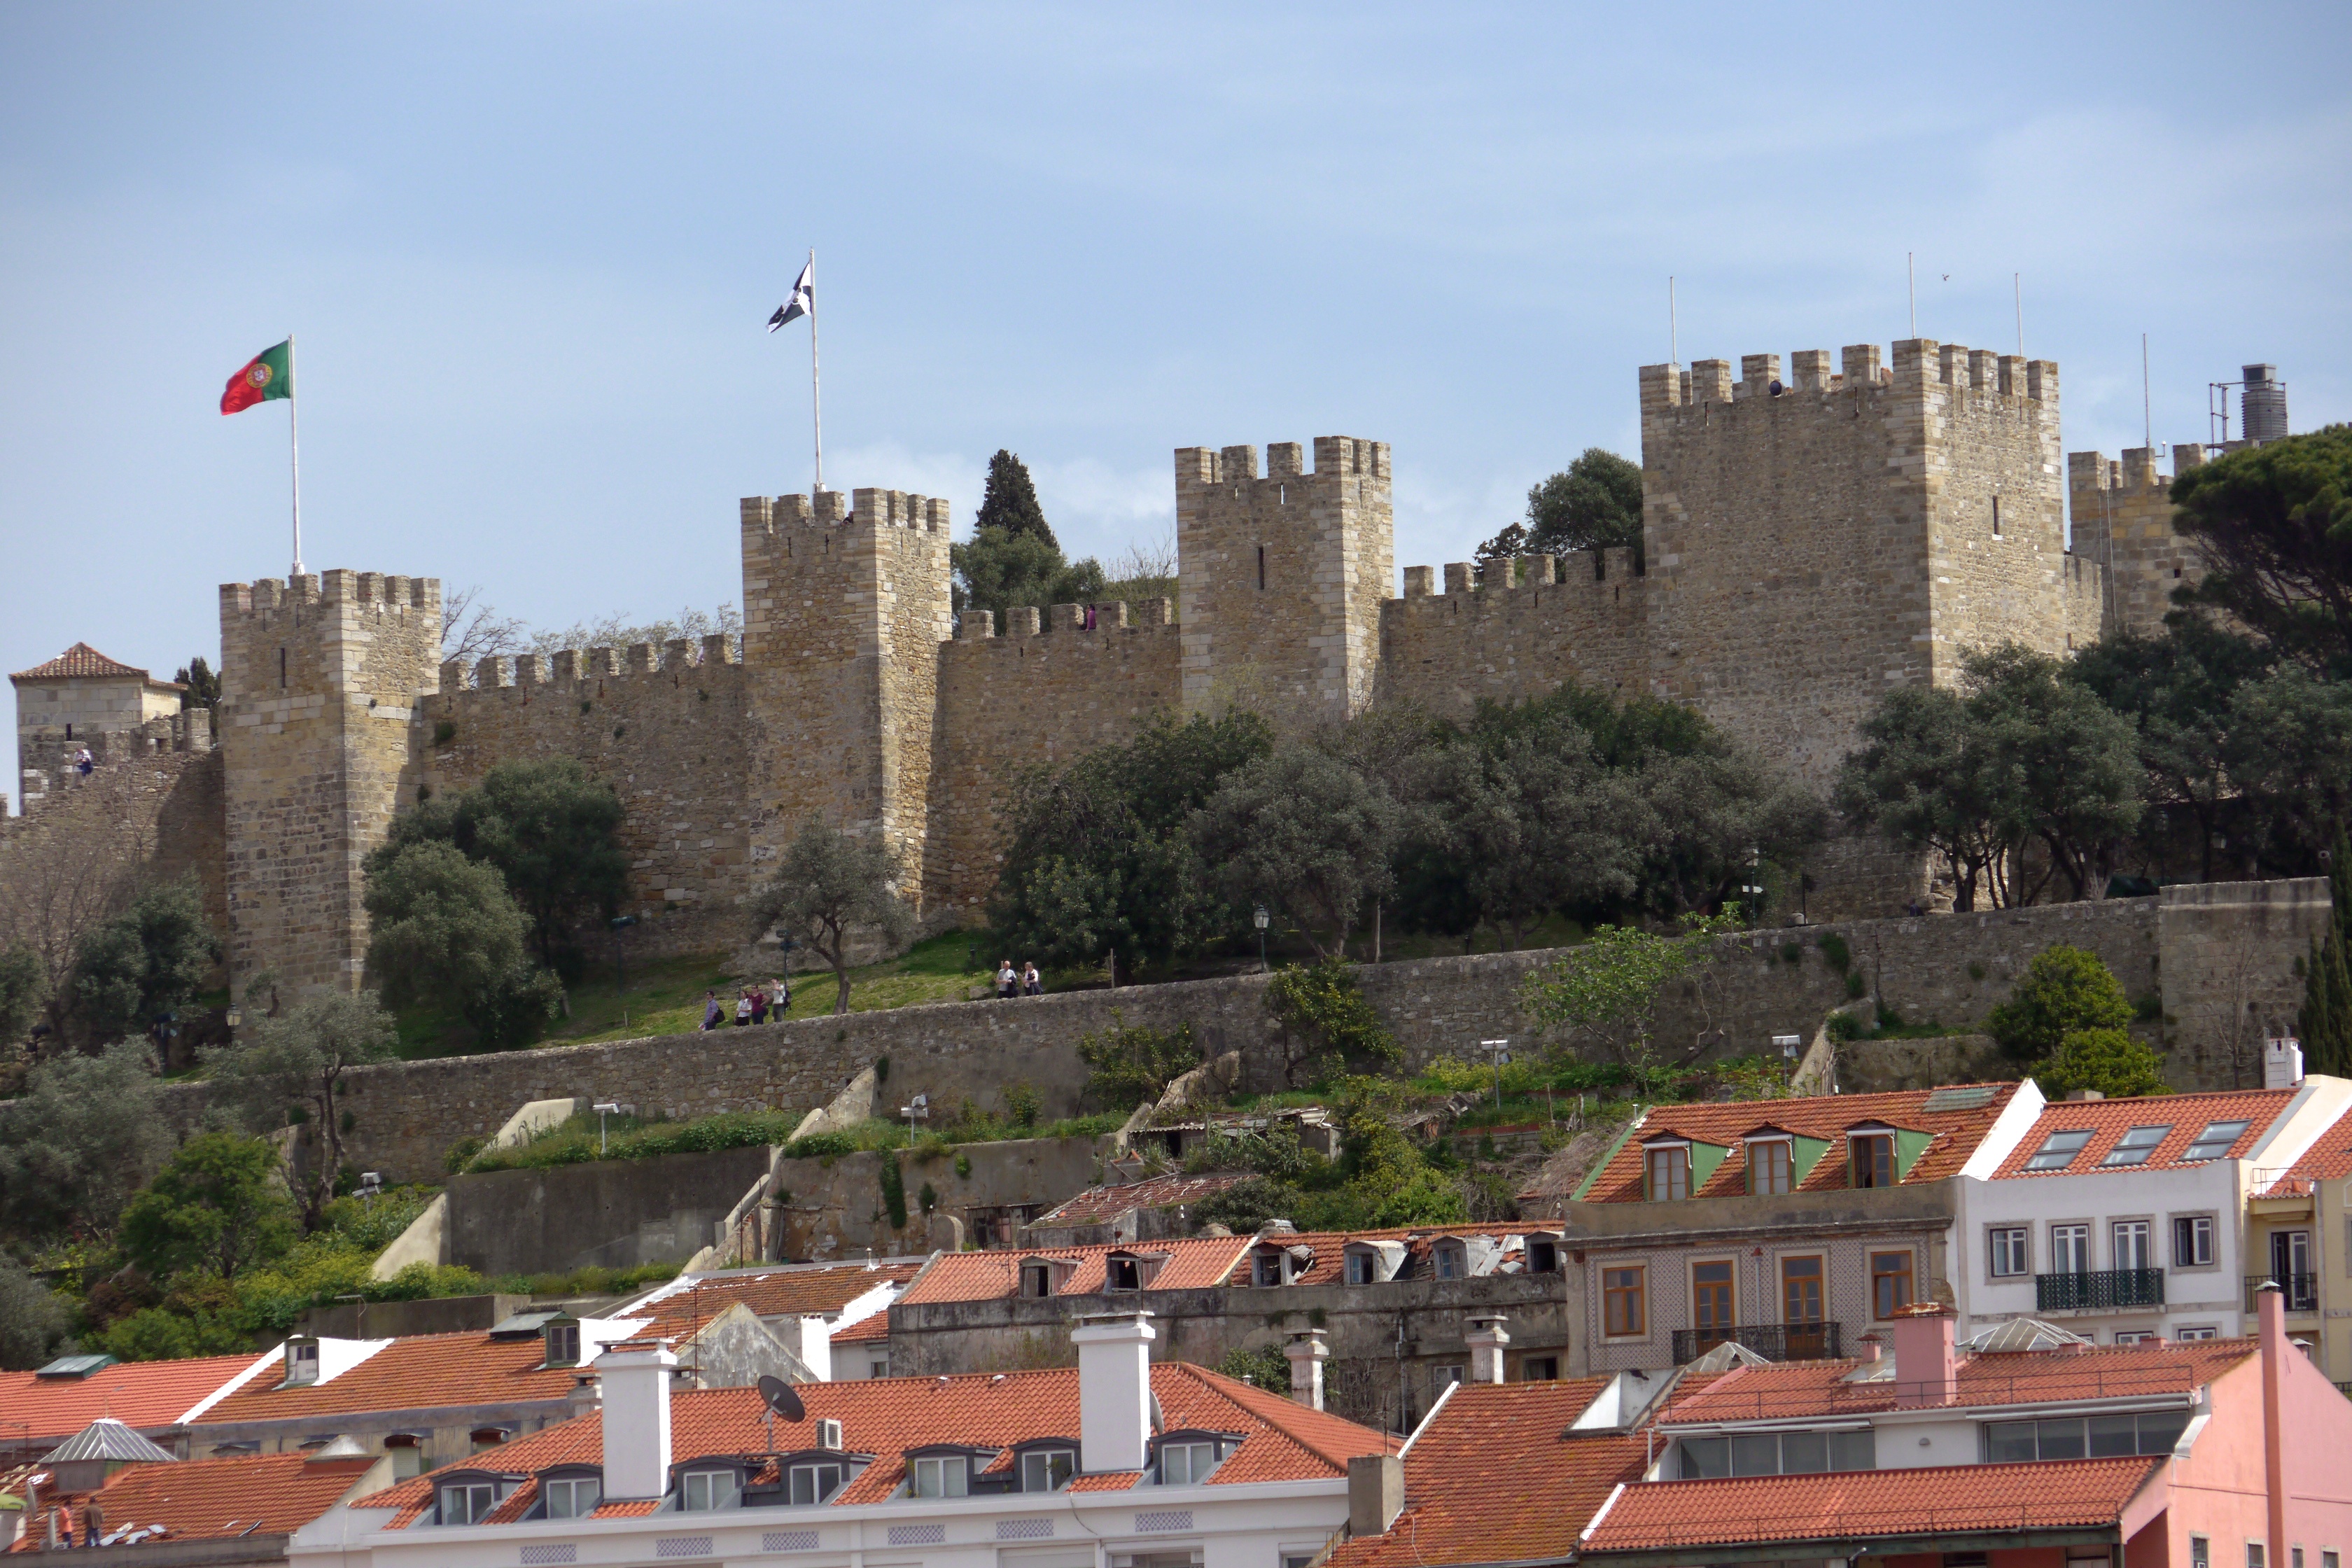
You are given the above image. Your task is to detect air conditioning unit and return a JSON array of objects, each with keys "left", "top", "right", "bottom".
[{"left": 818, "top": 1418, "right": 844, "bottom": 1451}]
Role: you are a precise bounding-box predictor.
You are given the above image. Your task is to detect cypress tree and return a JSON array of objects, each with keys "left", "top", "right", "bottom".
[
  {"left": 975, "top": 449, "right": 1056, "bottom": 550},
  {"left": 2298, "top": 823, "right": 2352, "bottom": 1074}
]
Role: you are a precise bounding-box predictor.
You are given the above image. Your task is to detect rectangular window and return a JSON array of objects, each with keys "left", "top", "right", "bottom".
[
  {"left": 1779, "top": 1430, "right": 1828, "bottom": 1474},
  {"left": 2185, "top": 1120, "right": 2251, "bottom": 1162},
  {"left": 682, "top": 1471, "right": 738, "bottom": 1511},
  {"left": 1022, "top": 1264, "right": 1052, "bottom": 1297},
  {"left": 2104, "top": 1125, "right": 2174, "bottom": 1166},
  {"left": 1830, "top": 1429, "right": 1875, "bottom": 1471},
  {"left": 2175, "top": 1214, "right": 2216, "bottom": 1267},
  {"left": 1520, "top": 1356, "right": 1558, "bottom": 1381},
  {"left": 1430, "top": 1364, "right": 1464, "bottom": 1393},
  {"left": 2113, "top": 1220, "right": 2153, "bottom": 1272},
  {"left": 1986, "top": 1420, "right": 2038, "bottom": 1463},
  {"left": 2051, "top": 1224, "right": 2091, "bottom": 1274},
  {"left": 1871, "top": 1251, "right": 1914, "bottom": 1318},
  {"left": 1693, "top": 1261, "right": 1735, "bottom": 1344},
  {"left": 545, "top": 1476, "right": 601, "bottom": 1518},
  {"left": 2113, "top": 1331, "right": 2157, "bottom": 1345},
  {"left": 2025, "top": 1128, "right": 2094, "bottom": 1172},
  {"left": 2088, "top": 1413, "right": 2139, "bottom": 1457},
  {"left": 1346, "top": 1252, "right": 1376, "bottom": 1285},
  {"left": 2191, "top": 1539, "right": 2210, "bottom": 1568},
  {"left": 1749, "top": 1140, "right": 1792, "bottom": 1195},
  {"left": 442, "top": 1482, "right": 496, "bottom": 1525},
  {"left": 1160, "top": 1441, "right": 1217, "bottom": 1486},
  {"left": 1020, "top": 1450, "right": 1074, "bottom": 1493},
  {"left": 2176, "top": 1325, "right": 2219, "bottom": 1341},
  {"left": 1604, "top": 1266, "right": 1646, "bottom": 1337},
  {"left": 1679, "top": 1436, "right": 1728, "bottom": 1479},
  {"left": 1782, "top": 1256, "right": 1824, "bottom": 1323},
  {"left": 1528, "top": 1239, "right": 1560, "bottom": 1274},
  {"left": 911, "top": 1456, "right": 967, "bottom": 1499},
  {"left": 1730, "top": 1433, "right": 1779, "bottom": 1476},
  {"left": 545, "top": 1322, "right": 580, "bottom": 1366},
  {"left": 1852, "top": 1134, "right": 1896, "bottom": 1188},
  {"left": 1109, "top": 1256, "right": 1142, "bottom": 1291},
  {"left": 1253, "top": 1253, "right": 1282, "bottom": 1287},
  {"left": 1680, "top": 1429, "right": 1871, "bottom": 1479},
  {"left": 868, "top": 1354, "right": 890, "bottom": 1378},
  {"left": 788, "top": 1462, "right": 844, "bottom": 1505},
  {"left": 286, "top": 1342, "right": 321, "bottom": 1386},
  {"left": 1990, "top": 1227, "right": 2030, "bottom": 1277},
  {"left": 2250, "top": 1545, "right": 2267, "bottom": 1568},
  {"left": 1646, "top": 1146, "right": 1690, "bottom": 1200},
  {"left": 1434, "top": 1245, "right": 1464, "bottom": 1280},
  {"left": 1256, "top": 546, "right": 1266, "bottom": 591}
]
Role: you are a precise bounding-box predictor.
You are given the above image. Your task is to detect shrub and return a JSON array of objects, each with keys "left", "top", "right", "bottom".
[
  {"left": 1984, "top": 945, "right": 2134, "bottom": 1060},
  {"left": 1816, "top": 933, "right": 1852, "bottom": 974},
  {"left": 1077, "top": 1014, "right": 1199, "bottom": 1112},
  {"left": 881, "top": 1156, "right": 908, "bottom": 1230},
  {"left": 2035, "top": 1028, "right": 2169, "bottom": 1100},
  {"left": 1217, "top": 1342, "right": 1292, "bottom": 1392},
  {"left": 1265, "top": 959, "right": 1396, "bottom": 1086}
]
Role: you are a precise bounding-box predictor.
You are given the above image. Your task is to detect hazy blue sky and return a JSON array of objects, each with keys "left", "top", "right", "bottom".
[{"left": 5, "top": 3, "right": 2348, "bottom": 799}]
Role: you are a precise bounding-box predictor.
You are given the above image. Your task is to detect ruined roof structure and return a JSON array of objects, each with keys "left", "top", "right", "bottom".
[{"left": 895, "top": 1236, "right": 1252, "bottom": 1305}]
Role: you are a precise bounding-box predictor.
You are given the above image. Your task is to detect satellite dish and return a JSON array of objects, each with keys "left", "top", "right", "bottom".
[
  {"left": 1149, "top": 1392, "right": 1165, "bottom": 1435},
  {"left": 757, "top": 1375, "right": 806, "bottom": 1422}
]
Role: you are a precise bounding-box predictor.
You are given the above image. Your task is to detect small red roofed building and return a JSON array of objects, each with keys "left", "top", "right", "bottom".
[
  {"left": 8, "top": 643, "right": 205, "bottom": 810},
  {"left": 0, "top": 1352, "right": 267, "bottom": 1466},
  {"left": 284, "top": 1311, "right": 1399, "bottom": 1568}
]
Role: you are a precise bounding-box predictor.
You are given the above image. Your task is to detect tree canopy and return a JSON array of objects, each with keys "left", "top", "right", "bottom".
[
  {"left": 974, "top": 449, "right": 1057, "bottom": 548},
  {"left": 118, "top": 1132, "right": 297, "bottom": 1284},
  {"left": 363, "top": 839, "right": 559, "bottom": 1048},
  {"left": 66, "top": 876, "right": 220, "bottom": 1046},
  {"left": 2172, "top": 426, "right": 2352, "bottom": 675},
  {"left": 950, "top": 526, "right": 1107, "bottom": 632},
  {"left": 1191, "top": 746, "right": 1402, "bottom": 960},
  {"left": 0, "top": 1042, "right": 173, "bottom": 1242},
  {"left": 1983, "top": 944, "right": 2136, "bottom": 1061},
  {"left": 1525, "top": 448, "right": 1644, "bottom": 558},
  {"left": 205, "top": 990, "right": 400, "bottom": 1226},
  {"left": 745, "top": 820, "right": 916, "bottom": 1014},
  {"left": 2034, "top": 1027, "right": 2169, "bottom": 1100}
]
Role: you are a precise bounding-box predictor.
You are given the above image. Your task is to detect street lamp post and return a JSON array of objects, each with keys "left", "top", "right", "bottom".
[
  {"left": 1254, "top": 904, "right": 1270, "bottom": 973},
  {"left": 594, "top": 1101, "right": 622, "bottom": 1155},
  {"left": 1482, "top": 1038, "right": 1511, "bottom": 1112}
]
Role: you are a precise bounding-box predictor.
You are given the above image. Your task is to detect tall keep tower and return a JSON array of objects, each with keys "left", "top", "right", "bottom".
[
  {"left": 1173, "top": 437, "right": 1392, "bottom": 726},
  {"left": 218, "top": 570, "right": 442, "bottom": 997},
  {"left": 738, "top": 487, "right": 953, "bottom": 902}
]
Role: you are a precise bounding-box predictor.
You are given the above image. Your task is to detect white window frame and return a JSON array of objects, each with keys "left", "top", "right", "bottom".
[
  {"left": 2173, "top": 1213, "right": 2217, "bottom": 1269},
  {"left": 1429, "top": 1364, "right": 1464, "bottom": 1393},
  {"left": 2112, "top": 1219, "right": 2154, "bottom": 1272},
  {"left": 911, "top": 1454, "right": 969, "bottom": 1499},
  {"left": 1019, "top": 1448, "right": 1075, "bottom": 1493},
  {"left": 441, "top": 1482, "right": 497, "bottom": 1526},
  {"left": 681, "top": 1469, "right": 740, "bottom": 1512},
  {"left": 2176, "top": 1324, "right": 2220, "bottom": 1341},
  {"left": 286, "top": 1340, "right": 321, "bottom": 1387},
  {"left": 788, "top": 1461, "right": 845, "bottom": 1506},
  {"left": 1989, "top": 1226, "right": 2031, "bottom": 1278},
  {"left": 1158, "top": 1440, "right": 1219, "bottom": 1487},
  {"left": 2051, "top": 1223, "right": 2092, "bottom": 1274},
  {"left": 543, "top": 1476, "right": 600, "bottom": 1518}
]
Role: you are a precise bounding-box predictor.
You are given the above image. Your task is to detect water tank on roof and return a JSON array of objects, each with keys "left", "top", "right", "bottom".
[{"left": 2243, "top": 363, "right": 2290, "bottom": 443}]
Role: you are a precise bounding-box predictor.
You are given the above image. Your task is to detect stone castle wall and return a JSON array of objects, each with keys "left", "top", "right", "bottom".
[
  {"left": 1374, "top": 546, "right": 1648, "bottom": 713},
  {"left": 2070, "top": 444, "right": 2208, "bottom": 636}
]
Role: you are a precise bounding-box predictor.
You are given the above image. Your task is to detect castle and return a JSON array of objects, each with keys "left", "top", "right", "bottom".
[{"left": 7, "top": 337, "right": 2213, "bottom": 1000}]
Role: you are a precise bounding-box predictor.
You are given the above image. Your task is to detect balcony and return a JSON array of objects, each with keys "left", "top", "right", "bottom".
[
  {"left": 1670, "top": 1322, "right": 1845, "bottom": 1365},
  {"left": 2036, "top": 1270, "right": 2164, "bottom": 1312},
  {"left": 2246, "top": 1274, "right": 2319, "bottom": 1314}
]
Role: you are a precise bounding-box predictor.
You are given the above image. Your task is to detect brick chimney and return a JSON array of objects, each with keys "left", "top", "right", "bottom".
[
  {"left": 594, "top": 1338, "right": 676, "bottom": 1500},
  {"left": 1072, "top": 1311, "right": 1155, "bottom": 1474},
  {"left": 1889, "top": 1303, "right": 1958, "bottom": 1407},
  {"left": 1284, "top": 1329, "right": 1330, "bottom": 1410},
  {"left": 1466, "top": 1313, "right": 1511, "bottom": 1384}
]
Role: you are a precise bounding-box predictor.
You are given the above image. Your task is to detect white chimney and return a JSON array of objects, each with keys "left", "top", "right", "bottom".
[
  {"left": 1466, "top": 1314, "right": 1511, "bottom": 1384},
  {"left": 2266, "top": 1037, "right": 2304, "bottom": 1090},
  {"left": 782, "top": 1315, "right": 832, "bottom": 1381},
  {"left": 594, "top": 1339, "right": 676, "bottom": 1500},
  {"left": 1071, "top": 1311, "right": 1155, "bottom": 1475},
  {"left": 1284, "top": 1329, "right": 1330, "bottom": 1410}
]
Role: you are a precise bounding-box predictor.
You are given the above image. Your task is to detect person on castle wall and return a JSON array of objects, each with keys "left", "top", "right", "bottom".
[
  {"left": 1022, "top": 962, "right": 1042, "bottom": 997},
  {"left": 997, "top": 960, "right": 1016, "bottom": 1000},
  {"left": 734, "top": 989, "right": 754, "bottom": 1026},
  {"left": 74, "top": 746, "right": 92, "bottom": 776},
  {"left": 701, "top": 990, "right": 723, "bottom": 1031},
  {"left": 748, "top": 986, "right": 768, "bottom": 1026},
  {"left": 769, "top": 975, "right": 790, "bottom": 1018}
]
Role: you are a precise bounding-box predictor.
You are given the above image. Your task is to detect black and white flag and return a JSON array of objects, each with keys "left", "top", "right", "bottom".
[{"left": 768, "top": 260, "right": 813, "bottom": 330}]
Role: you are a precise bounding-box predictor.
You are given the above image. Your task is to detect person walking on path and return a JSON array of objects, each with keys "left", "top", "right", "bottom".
[
  {"left": 700, "top": 990, "right": 723, "bottom": 1031},
  {"left": 769, "top": 976, "right": 790, "bottom": 1018},
  {"left": 1022, "top": 962, "right": 1042, "bottom": 996},
  {"left": 996, "top": 960, "right": 1016, "bottom": 1000},
  {"left": 734, "top": 990, "right": 754, "bottom": 1026}
]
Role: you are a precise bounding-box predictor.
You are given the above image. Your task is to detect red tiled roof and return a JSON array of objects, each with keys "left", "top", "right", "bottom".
[
  {"left": 1657, "top": 1339, "right": 2255, "bottom": 1425},
  {"left": 831, "top": 1312, "right": 890, "bottom": 1343},
  {"left": 1065, "top": 1470, "right": 1142, "bottom": 1491},
  {"left": 1581, "top": 1457, "right": 2163, "bottom": 1553},
  {"left": 1989, "top": 1089, "right": 2295, "bottom": 1180},
  {"left": 9, "top": 643, "right": 173, "bottom": 684},
  {"left": 1578, "top": 1085, "right": 2025, "bottom": 1204},
  {"left": 1035, "top": 1173, "right": 1252, "bottom": 1227},
  {"left": 355, "top": 1360, "right": 1398, "bottom": 1526},
  {"left": 895, "top": 1236, "right": 1250, "bottom": 1305},
  {"left": 2288, "top": 1102, "right": 2352, "bottom": 1182},
  {"left": 197, "top": 1332, "right": 582, "bottom": 1425},
  {"left": 1326, "top": 1380, "right": 1646, "bottom": 1568},
  {"left": 0, "top": 1355, "right": 261, "bottom": 1448},
  {"left": 4, "top": 1453, "right": 378, "bottom": 1553},
  {"left": 1216, "top": 1227, "right": 1550, "bottom": 1287},
  {"left": 620, "top": 1264, "right": 920, "bottom": 1338}
]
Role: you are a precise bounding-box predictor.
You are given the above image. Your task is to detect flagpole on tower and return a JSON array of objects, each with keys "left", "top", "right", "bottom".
[
  {"left": 288, "top": 332, "right": 304, "bottom": 578},
  {"left": 808, "top": 250, "right": 823, "bottom": 493}
]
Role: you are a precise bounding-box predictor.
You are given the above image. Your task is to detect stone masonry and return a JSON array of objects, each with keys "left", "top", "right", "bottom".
[{"left": 2068, "top": 442, "right": 2211, "bottom": 636}]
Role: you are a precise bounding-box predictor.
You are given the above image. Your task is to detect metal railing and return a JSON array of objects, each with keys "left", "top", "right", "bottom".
[
  {"left": 2034, "top": 1269, "right": 2164, "bottom": 1312},
  {"left": 2246, "top": 1274, "right": 2320, "bottom": 1313},
  {"left": 2250, "top": 1168, "right": 2317, "bottom": 1198},
  {"left": 1671, "top": 1322, "right": 1845, "bottom": 1365}
]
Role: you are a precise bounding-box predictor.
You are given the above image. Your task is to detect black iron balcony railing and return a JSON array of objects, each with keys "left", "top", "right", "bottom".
[
  {"left": 2036, "top": 1269, "right": 2164, "bottom": 1312},
  {"left": 1671, "top": 1322, "right": 1844, "bottom": 1365},
  {"left": 2246, "top": 1273, "right": 2319, "bottom": 1313}
]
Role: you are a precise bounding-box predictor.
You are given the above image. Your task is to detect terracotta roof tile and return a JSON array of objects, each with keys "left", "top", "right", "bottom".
[
  {"left": 1065, "top": 1471, "right": 1142, "bottom": 1490},
  {"left": 198, "top": 1332, "right": 583, "bottom": 1425},
  {"left": 0, "top": 1354, "right": 262, "bottom": 1448},
  {"left": 2287, "top": 1102, "right": 2352, "bottom": 1183},
  {"left": 1989, "top": 1089, "right": 2296, "bottom": 1180},
  {"left": 355, "top": 1361, "right": 1396, "bottom": 1524},
  {"left": 10, "top": 643, "right": 173, "bottom": 684},
  {"left": 1578, "top": 1085, "right": 2024, "bottom": 1204},
  {"left": 619, "top": 1263, "right": 920, "bottom": 1338},
  {"left": 1035, "top": 1173, "right": 1253, "bottom": 1227},
  {"left": 1581, "top": 1457, "right": 2163, "bottom": 1553},
  {"left": 1324, "top": 1380, "right": 1645, "bottom": 1568},
  {"left": 895, "top": 1236, "right": 1250, "bottom": 1305},
  {"left": 1656, "top": 1339, "right": 2255, "bottom": 1425},
  {"left": 4, "top": 1452, "right": 378, "bottom": 1553},
  {"left": 832, "top": 1312, "right": 890, "bottom": 1343}
]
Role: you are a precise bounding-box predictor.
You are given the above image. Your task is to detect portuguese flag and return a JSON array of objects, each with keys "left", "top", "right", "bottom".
[{"left": 220, "top": 340, "right": 292, "bottom": 414}]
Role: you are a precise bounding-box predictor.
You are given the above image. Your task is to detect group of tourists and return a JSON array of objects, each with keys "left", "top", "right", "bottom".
[
  {"left": 699, "top": 976, "right": 790, "bottom": 1030},
  {"left": 994, "top": 960, "right": 1042, "bottom": 1000}
]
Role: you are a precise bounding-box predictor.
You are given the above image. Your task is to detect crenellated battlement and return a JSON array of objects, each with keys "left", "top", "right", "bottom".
[
  {"left": 1642, "top": 341, "right": 2057, "bottom": 414},
  {"left": 435, "top": 634, "right": 741, "bottom": 697},
  {"left": 1394, "top": 547, "right": 1642, "bottom": 603},
  {"left": 220, "top": 570, "right": 440, "bottom": 624}
]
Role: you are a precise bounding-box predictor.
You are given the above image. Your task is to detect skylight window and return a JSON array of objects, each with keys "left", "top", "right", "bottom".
[
  {"left": 2101, "top": 1126, "right": 2174, "bottom": 1166},
  {"left": 2023, "top": 1128, "right": 2093, "bottom": 1172},
  {"left": 2183, "top": 1120, "right": 2250, "bottom": 1162}
]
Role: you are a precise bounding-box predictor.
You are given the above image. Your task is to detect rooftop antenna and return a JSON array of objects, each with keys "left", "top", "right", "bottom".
[
  {"left": 1907, "top": 253, "right": 1916, "bottom": 338},
  {"left": 1668, "top": 276, "right": 1677, "bottom": 365},
  {"left": 2143, "top": 334, "right": 2153, "bottom": 452},
  {"left": 2015, "top": 274, "right": 2023, "bottom": 358}
]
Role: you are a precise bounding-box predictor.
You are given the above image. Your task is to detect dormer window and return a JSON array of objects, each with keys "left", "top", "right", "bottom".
[
  {"left": 1021, "top": 1261, "right": 1054, "bottom": 1297},
  {"left": 441, "top": 1480, "right": 498, "bottom": 1525},
  {"left": 680, "top": 1468, "right": 741, "bottom": 1511},
  {"left": 1849, "top": 1128, "right": 1896, "bottom": 1188},
  {"left": 1346, "top": 1250, "right": 1376, "bottom": 1284},
  {"left": 542, "top": 1473, "right": 601, "bottom": 1518},
  {"left": 911, "top": 1454, "right": 969, "bottom": 1498},
  {"left": 1252, "top": 1250, "right": 1283, "bottom": 1287},
  {"left": 1019, "top": 1446, "right": 1076, "bottom": 1492},
  {"left": 545, "top": 1320, "right": 581, "bottom": 1367},
  {"left": 285, "top": 1340, "right": 321, "bottom": 1387},
  {"left": 788, "top": 1460, "right": 847, "bottom": 1505},
  {"left": 1152, "top": 1432, "right": 1239, "bottom": 1487},
  {"left": 1109, "top": 1255, "right": 1142, "bottom": 1291},
  {"left": 1432, "top": 1240, "right": 1466, "bottom": 1280},
  {"left": 1645, "top": 1142, "right": 1691, "bottom": 1201},
  {"left": 1746, "top": 1136, "right": 1793, "bottom": 1195},
  {"left": 1527, "top": 1238, "right": 1560, "bottom": 1274}
]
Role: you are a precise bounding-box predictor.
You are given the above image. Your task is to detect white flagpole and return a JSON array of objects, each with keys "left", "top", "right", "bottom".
[
  {"left": 808, "top": 250, "right": 823, "bottom": 493},
  {"left": 288, "top": 332, "right": 304, "bottom": 577}
]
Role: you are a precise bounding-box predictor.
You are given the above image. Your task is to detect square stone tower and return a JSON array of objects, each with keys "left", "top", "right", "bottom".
[
  {"left": 2068, "top": 443, "right": 2207, "bottom": 636},
  {"left": 217, "top": 570, "right": 442, "bottom": 997},
  {"left": 1639, "top": 340, "right": 2067, "bottom": 792},
  {"left": 1172, "top": 436, "right": 1393, "bottom": 726},
  {"left": 738, "top": 487, "right": 953, "bottom": 903}
]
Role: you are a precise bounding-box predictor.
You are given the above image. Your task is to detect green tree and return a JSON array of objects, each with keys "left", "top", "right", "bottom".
[
  {"left": 118, "top": 1132, "right": 298, "bottom": 1282},
  {"left": 1191, "top": 746, "right": 1401, "bottom": 959},
  {"left": 1629, "top": 746, "right": 1827, "bottom": 918},
  {"left": 0, "top": 943, "right": 47, "bottom": 1050},
  {"left": 0, "top": 1256, "right": 74, "bottom": 1370},
  {"left": 745, "top": 820, "right": 916, "bottom": 1014},
  {"left": 1264, "top": 959, "right": 1400, "bottom": 1087},
  {"left": 1525, "top": 448, "right": 1644, "bottom": 559},
  {"left": 1966, "top": 647, "right": 2146, "bottom": 902},
  {"left": 1077, "top": 1015, "right": 1201, "bottom": 1112},
  {"left": 205, "top": 991, "right": 400, "bottom": 1226},
  {"left": 974, "top": 449, "right": 1057, "bottom": 548},
  {"left": 172, "top": 656, "right": 222, "bottom": 711},
  {"left": 363, "top": 839, "right": 558, "bottom": 1048},
  {"left": 1983, "top": 944, "right": 2136, "bottom": 1061},
  {"left": 1520, "top": 917, "right": 1738, "bottom": 1079},
  {"left": 1836, "top": 685, "right": 2011, "bottom": 909},
  {"left": 1217, "top": 1341, "right": 1293, "bottom": 1393},
  {"left": 950, "top": 526, "right": 1108, "bottom": 632},
  {"left": 370, "top": 758, "right": 627, "bottom": 972},
  {"left": 2036, "top": 1027, "right": 2170, "bottom": 1100},
  {"left": 2297, "top": 825, "right": 2352, "bottom": 1076},
  {"left": 2224, "top": 666, "right": 2352, "bottom": 875},
  {"left": 66, "top": 876, "right": 220, "bottom": 1044},
  {"left": 0, "top": 1041, "right": 173, "bottom": 1242},
  {"left": 1420, "top": 724, "right": 1640, "bottom": 946},
  {"left": 2172, "top": 426, "right": 2352, "bottom": 674}
]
